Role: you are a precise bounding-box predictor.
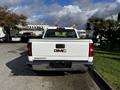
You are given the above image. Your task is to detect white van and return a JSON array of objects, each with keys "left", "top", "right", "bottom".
[{"left": 0, "top": 27, "right": 6, "bottom": 42}]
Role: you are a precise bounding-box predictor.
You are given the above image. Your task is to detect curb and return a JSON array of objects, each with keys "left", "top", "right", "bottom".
[{"left": 89, "top": 69, "right": 113, "bottom": 90}]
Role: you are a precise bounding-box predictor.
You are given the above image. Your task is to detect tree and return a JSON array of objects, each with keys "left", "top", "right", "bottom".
[
  {"left": 0, "top": 6, "right": 27, "bottom": 27},
  {"left": 87, "top": 16, "right": 120, "bottom": 48},
  {"left": 0, "top": 6, "right": 27, "bottom": 42}
]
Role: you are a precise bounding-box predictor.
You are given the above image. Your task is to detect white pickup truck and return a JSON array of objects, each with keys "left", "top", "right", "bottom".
[{"left": 27, "top": 27, "right": 94, "bottom": 71}]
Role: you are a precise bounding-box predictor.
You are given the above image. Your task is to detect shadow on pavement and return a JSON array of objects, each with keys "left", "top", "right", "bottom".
[
  {"left": 6, "top": 52, "right": 65, "bottom": 76},
  {"left": 6, "top": 52, "right": 87, "bottom": 76}
]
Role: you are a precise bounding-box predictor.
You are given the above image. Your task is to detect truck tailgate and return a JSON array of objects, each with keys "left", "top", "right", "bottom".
[{"left": 30, "top": 39, "right": 91, "bottom": 61}]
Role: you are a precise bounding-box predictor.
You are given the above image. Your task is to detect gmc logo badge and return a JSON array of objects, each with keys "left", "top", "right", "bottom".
[{"left": 54, "top": 49, "right": 66, "bottom": 52}]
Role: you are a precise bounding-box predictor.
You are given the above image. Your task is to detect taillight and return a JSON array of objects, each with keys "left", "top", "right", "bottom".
[
  {"left": 27, "top": 43, "right": 32, "bottom": 56},
  {"left": 89, "top": 43, "right": 94, "bottom": 57}
]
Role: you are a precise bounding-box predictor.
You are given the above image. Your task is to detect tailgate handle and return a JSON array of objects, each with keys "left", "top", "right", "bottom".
[{"left": 56, "top": 44, "right": 65, "bottom": 48}]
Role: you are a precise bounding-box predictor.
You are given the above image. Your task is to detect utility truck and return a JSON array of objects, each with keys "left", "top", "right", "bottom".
[{"left": 27, "top": 27, "right": 94, "bottom": 71}]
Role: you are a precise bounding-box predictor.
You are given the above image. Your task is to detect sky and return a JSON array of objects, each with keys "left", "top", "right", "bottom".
[{"left": 0, "top": 0, "right": 120, "bottom": 28}]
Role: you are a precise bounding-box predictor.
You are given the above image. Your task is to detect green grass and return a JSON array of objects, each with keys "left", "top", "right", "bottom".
[{"left": 94, "top": 49, "right": 120, "bottom": 90}]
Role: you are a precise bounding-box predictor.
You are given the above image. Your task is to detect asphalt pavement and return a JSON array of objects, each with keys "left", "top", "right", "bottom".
[{"left": 0, "top": 43, "right": 100, "bottom": 90}]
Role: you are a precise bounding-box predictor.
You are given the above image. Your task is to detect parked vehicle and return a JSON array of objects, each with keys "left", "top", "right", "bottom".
[
  {"left": 0, "top": 27, "right": 6, "bottom": 42},
  {"left": 27, "top": 27, "right": 94, "bottom": 71},
  {"left": 19, "top": 30, "right": 43, "bottom": 37},
  {"left": 18, "top": 30, "right": 43, "bottom": 42}
]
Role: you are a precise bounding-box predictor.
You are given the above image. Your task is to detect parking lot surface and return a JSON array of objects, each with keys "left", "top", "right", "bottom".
[{"left": 0, "top": 43, "right": 100, "bottom": 90}]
